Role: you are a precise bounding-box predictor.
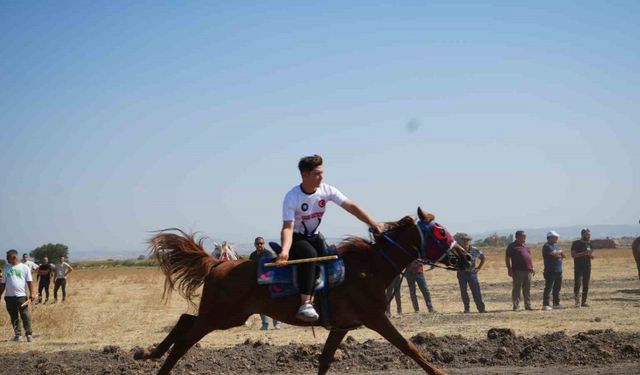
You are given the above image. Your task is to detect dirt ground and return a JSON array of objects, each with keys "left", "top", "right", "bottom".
[{"left": 1, "top": 328, "right": 638, "bottom": 374}]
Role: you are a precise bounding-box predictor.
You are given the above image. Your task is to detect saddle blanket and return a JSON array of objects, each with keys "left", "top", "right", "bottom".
[{"left": 257, "top": 246, "right": 345, "bottom": 298}]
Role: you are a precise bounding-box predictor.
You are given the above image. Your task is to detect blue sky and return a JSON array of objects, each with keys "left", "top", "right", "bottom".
[{"left": 1, "top": 1, "right": 638, "bottom": 256}]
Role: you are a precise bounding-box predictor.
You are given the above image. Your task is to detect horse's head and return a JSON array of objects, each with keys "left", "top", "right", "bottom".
[
  {"left": 379, "top": 208, "right": 471, "bottom": 271},
  {"left": 414, "top": 207, "right": 472, "bottom": 270}
]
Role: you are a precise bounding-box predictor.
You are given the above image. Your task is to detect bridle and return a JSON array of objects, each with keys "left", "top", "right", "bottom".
[
  {"left": 374, "top": 219, "right": 464, "bottom": 274},
  {"left": 375, "top": 219, "right": 466, "bottom": 308}
]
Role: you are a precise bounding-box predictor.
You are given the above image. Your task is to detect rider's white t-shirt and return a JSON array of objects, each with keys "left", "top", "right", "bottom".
[{"left": 282, "top": 183, "right": 348, "bottom": 236}]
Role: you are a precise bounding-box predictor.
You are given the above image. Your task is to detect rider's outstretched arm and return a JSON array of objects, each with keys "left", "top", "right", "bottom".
[{"left": 340, "top": 200, "right": 385, "bottom": 233}]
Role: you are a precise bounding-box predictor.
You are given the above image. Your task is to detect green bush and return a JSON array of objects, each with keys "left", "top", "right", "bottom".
[
  {"left": 31, "top": 243, "right": 70, "bottom": 263},
  {"left": 75, "top": 258, "right": 158, "bottom": 269}
]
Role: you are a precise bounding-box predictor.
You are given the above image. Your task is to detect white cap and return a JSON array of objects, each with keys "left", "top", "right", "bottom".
[{"left": 546, "top": 230, "right": 559, "bottom": 238}]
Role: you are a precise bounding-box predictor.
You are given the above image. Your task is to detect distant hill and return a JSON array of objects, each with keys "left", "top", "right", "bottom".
[{"left": 470, "top": 224, "right": 640, "bottom": 244}]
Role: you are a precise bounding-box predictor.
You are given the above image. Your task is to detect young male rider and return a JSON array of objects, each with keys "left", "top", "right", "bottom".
[{"left": 276, "top": 155, "right": 385, "bottom": 322}]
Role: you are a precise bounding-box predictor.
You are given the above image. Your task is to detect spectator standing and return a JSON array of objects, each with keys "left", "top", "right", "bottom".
[
  {"left": 542, "top": 231, "right": 565, "bottom": 310},
  {"left": 505, "top": 230, "right": 535, "bottom": 311},
  {"left": 405, "top": 260, "right": 434, "bottom": 313},
  {"left": 53, "top": 256, "right": 73, "bottom": 303},
  {"left": 0, "top": 249, "right": 35, "bottom": 342},
  {"left": 456, "top": 233, "right": 486, "bottom": 313},
  {"left": 385, "top": 274, "right": 403, "bottom": 316},
  {"left": 571, "top": 228, "right": 594, "bottom": 307},
  {"left": 37, "top": 257, "right": 54, "bottom": 304},
  {"left": 22, "top": 254, "right": 39, "bottom": 276},
  {"left": 249, "top": 237, "right": 281, "bottom": 330}
]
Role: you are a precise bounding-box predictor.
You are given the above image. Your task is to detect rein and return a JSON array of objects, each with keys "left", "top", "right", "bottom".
[
  {"left": 374, "top": 220, "right": 459, "bottom": 274},
  {"left": 373, "top": 219, "right": 462, "bottom": 308}
]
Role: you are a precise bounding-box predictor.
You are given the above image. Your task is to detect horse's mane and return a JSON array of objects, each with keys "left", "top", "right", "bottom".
[{"left": 338, "top": 215, "right": 415, "bottom": 255}]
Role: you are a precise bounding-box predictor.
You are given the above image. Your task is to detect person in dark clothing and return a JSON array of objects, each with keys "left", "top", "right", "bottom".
[
  {"left": 542, "top": 231, "right": 565, "bottom": 310},
  {"left": 456, "top": 233, "right": 486, "bottom": 313},
  {"left": 385, "top": 274, "right": 403, "bottom": 316},
  {"left": 406, "top": 260, "right": 434, "bottom": 313},
  {"left": 505, "top": 230, "right": 535, "bottom": 311},
  {"left": 249, "top": 237, "right": 281, "bottom": 330},
  {"left": 37, "top": 257, "right": 54, "bottom": 304},
  {"left": 571, "top": 228, "right": 594, "bottom": 307}
]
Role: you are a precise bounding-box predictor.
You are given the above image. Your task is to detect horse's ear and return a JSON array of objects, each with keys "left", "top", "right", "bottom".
[{"left": 417, "top": 207, "right": 435, "bottom": 223}]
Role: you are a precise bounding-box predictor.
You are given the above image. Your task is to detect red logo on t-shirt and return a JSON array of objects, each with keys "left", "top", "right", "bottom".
[{"left": 318, "top": 199, "right": 326, "bottom": 208}]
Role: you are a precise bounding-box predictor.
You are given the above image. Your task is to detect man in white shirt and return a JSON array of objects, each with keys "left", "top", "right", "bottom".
[
  {"left": 1, "top": 249, "right": 35, "bottom": 342},
  {"left": 22, "top": 253, "right": 39, "bottom": 275},
  {"left": 53, "top": 256, "right": 74, "bottom": 303},
  {"left": 276, "top": 155, "right": 385, "bottom": 321}
]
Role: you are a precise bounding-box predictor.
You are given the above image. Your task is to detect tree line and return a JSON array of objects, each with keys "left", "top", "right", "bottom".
[
  {"left": 1, "top": 243, "right": 70, "bottom": 268},
  {"left": 454, "top": 232, "right": 515, "bottom": 247}
]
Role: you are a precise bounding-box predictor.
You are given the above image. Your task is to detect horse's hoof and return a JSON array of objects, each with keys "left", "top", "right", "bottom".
[{"left": 133, "top": 347, "right": 146, "bottom": 360}]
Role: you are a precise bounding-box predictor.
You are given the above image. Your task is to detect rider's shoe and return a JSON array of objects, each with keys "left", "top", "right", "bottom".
[{"left": 296, "top": 303, "right": 319, "bottom": 322}]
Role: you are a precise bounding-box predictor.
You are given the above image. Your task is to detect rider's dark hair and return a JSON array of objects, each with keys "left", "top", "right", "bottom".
[
  {"left": 515, "top": 230, "right": 525, "bottom": 238},
  {"left": 298, "top": 155, "right": 323, "bottom": 173},
  {"left": 6, "top": 249, "right": 18, "bottom": 256}
]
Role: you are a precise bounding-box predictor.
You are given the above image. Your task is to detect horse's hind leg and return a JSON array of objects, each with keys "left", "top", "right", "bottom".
[
  {"left": 134, "top": 314, "right": 197, "bottom": 360},
  {"left": 363, "top": 315, "right": 447, "bottom": 375},
  {"left": 156, "top": 316, "right": 215, "bottom": 375},
  {"left": 318, "top": 329, "right": 348, "bottom": 375}
]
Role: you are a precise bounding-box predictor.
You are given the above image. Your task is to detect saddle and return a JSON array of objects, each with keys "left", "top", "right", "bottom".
[{"left": 256, "top": 245, "right": 345, "bottom": 298}]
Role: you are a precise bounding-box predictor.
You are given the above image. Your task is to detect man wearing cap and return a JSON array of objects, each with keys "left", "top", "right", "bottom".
[
  {"left": 571, "top": 228, "right": 594, "bottom": 307},
  {"left": 505, "top": 230, "right": 535, "bottom": 311},
  {"left": 542, "top": 231, "right": 565, "bottom": 310},
  {"left": 456, "top": 233, "right": 486, "bottom": 313}
]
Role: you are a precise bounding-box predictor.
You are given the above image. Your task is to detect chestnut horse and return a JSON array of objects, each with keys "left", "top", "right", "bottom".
[{"left": 134, "top": 208, "right": 470, "bottom": 375}]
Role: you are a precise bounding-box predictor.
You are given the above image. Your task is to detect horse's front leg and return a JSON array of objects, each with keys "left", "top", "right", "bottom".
[
  {"left": 318, "top": 329, "right": 349, "bottom": 375},
  {"left": 134, "top": 314, "right": 197, "bottom": 360},
  {"left": 363, "top": 314, "right": 447, "bottom": 375},
  {"left": 156, "top": 316, "right": 215, "bottom": 375}
]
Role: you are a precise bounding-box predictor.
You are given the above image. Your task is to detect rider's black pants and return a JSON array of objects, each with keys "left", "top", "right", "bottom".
[{"left": 290, "top": 233, "right": 326, "bottom": 296}]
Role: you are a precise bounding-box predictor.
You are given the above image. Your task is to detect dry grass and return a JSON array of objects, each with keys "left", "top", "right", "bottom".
[{"left": 1, "top": 245, "right": 638, "bottom": 354}]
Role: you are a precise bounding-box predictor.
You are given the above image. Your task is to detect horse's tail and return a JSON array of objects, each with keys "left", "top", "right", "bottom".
[{"left": 148, "top": 228, "right": 217, "bottom": 307}]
